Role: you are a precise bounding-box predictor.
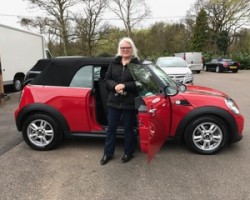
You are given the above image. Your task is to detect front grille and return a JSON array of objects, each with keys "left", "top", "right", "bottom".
[{"left": 169, "top": 74, "right": 185, "bottom": 83}]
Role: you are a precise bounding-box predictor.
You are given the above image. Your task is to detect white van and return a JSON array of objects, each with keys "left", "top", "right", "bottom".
[
  {"left": 174, "top": 52, "right": 203, "bottom": 73},
  {"left": 0, "top": 24, "right": 52, "bottom": 91}
]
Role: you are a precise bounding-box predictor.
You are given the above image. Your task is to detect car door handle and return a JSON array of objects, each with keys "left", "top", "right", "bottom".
[{"left": 149, "top": 108, "right": 157, "bottom": 114}]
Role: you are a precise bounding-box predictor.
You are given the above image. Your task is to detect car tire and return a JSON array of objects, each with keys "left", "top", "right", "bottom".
[
  {"left": 232, "top": 69, "right": 238, "bottom": 73},
  {"left": 184, "top": 115, "right": 228, "bottom": 155},
  {"left": 22, "top": 113, "right": 63, "bottom": 150},
  {"left": 13, "top": 75, "right": 24, "bottom": 91},
  {"left": 215, "top": 66, "right": 220, "bottom": 73}
]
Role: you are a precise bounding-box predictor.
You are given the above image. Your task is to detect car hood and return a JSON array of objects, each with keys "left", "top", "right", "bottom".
[
  {"left": 161, "top": 67, "right": 191, "bottom": 74},
  {"left": 184, "top": 85, "right": 228, "bottom": 97}
]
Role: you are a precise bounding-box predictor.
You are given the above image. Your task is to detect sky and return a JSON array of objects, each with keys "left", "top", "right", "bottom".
[{"left": 0, "top": 0, "right": 197, "bottom": 30}]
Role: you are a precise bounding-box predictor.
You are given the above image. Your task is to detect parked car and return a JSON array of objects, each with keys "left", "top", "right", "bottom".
[
  {"left": 14, "top": 57, "right": 244, "bottom": 161},
  {"left": 156, "top": 56, "right": 193, "bottom": 84},
  {"left": 204, "top": 58, "right": 240, "bottom": 73}
]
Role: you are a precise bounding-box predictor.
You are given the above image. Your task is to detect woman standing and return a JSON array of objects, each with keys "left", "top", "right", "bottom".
[{"left": 100, "top": 37, "right": 140, "bottom": 165}]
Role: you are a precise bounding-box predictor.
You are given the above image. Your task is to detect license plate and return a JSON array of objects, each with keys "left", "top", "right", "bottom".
[{"left": 230, "top": 66, "right": 237, "bottom": 69}]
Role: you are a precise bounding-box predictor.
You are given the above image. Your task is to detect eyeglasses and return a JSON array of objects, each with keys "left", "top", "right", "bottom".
[{"left": 120, "top": 47, "right": 132, "bottom": 50}]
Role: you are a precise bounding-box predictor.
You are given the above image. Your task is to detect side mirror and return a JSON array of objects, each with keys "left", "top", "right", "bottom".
[
  {"left": 164, "top": 83, "right": 187, "bottom": 97},
  {"left": 164, "top": 86, "right": 178, "bottom": 97},
  {"left": 179, "top": 84, "right": 187, "bottom": 92}
]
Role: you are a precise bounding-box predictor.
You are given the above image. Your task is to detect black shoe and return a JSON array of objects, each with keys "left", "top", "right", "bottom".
[
  {"left": 121, "top": 154, "right": 133, "bottom": 163},
  {"left": 100, "top": 155, "right": 112, "bottom": 165}
]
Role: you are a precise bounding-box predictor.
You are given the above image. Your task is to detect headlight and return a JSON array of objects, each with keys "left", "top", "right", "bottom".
[
  {"left": 225, "top": 98, "right": 240, "bottom": 114},
  {"left": 186, "top": 72, "right": 193, "bottom": 78}
]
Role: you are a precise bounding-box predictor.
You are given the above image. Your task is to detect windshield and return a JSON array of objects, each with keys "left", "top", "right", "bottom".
[
  {"left": 128, "top": 63, "right": 177, "bottom": 97},
  {"left": 157, "top": 58, "right": 187, "bottom": 68},
  {"left": 221, "top": 59, "right": 233, "bottom": 62}
]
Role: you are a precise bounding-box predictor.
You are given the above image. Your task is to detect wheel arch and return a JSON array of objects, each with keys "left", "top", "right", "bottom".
[
  {"left": 175, "top": 106, "right": 238, "bottom": 143},
  {"left": 16, "top": 103, "right": 70, "bottom": 133}
]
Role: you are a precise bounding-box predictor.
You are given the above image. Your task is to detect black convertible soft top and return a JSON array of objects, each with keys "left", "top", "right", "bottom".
[
  {"left": 31, "top": 57, "right": 114, "bottom": 86},
  {"left": 29, "top": 59, "right": 53, "bottom": 71}
]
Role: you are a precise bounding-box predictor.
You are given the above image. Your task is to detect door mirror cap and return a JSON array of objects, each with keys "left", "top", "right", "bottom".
[{"left": 164, "top": 83, "right": 187, "bottom": 96}]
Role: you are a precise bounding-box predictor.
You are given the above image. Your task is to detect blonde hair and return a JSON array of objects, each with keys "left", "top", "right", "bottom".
[{"left": 116, "top": 37, "right": 139, "bottom": 59}]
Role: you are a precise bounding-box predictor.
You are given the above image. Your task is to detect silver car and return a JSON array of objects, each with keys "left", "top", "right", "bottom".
[{"left": 156, "top": 56, "right": 193, "bottom": 84}]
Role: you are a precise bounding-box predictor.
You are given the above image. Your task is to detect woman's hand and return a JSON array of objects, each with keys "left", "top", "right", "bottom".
[{"left": 115, "top": 84, "right": 125, "bottom": 94}]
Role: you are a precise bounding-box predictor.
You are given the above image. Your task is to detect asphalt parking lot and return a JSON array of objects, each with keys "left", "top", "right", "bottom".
[{"left": 0, "top": 70, "right": 250, "bottom": 200}]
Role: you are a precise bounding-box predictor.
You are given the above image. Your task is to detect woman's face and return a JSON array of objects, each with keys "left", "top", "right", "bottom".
[{"left": 120, "top": 41, "right": 133, "bottom": 59}]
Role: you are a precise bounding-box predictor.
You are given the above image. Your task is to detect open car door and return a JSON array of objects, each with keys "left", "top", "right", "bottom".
[{"left": 128, "top": 63, "right": 173, "bottom": 162}]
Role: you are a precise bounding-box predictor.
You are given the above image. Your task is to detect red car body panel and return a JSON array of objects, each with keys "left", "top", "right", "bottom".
[
  {"left": 138, "top": 95, "right": 171, "bottom": 161},
  {"left": 15, "top": 86, "right": 103, "bottom": 132},
  {"left": 167, "top": 85, "right": 244, "bottom": 138}
]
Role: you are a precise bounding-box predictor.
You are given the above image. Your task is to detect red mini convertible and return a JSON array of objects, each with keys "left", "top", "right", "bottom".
[{"left": 14, "top": 57, "right": 244, "bottom": 161}]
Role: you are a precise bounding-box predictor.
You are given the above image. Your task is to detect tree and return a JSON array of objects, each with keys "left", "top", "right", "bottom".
[
  {"left": 110, "top": 0, "right": 150, "bottom": 37},
  {"left": 148, "top": 22, "right": 168, "bottom": 57},
  {"left": 135, "top": 22, "right": 187, "bottom": 59},
  {"left": 132, "top": 29, "right": 150, "bottom": 59},
  {"left": 24, "top": 0, "right": 80, "bottom": 55},
  {"left": 232, "top": 28, "right": 250, "bottom": 54},
  {"left": 73, "top": 0, "right": 109, "bottom": 56},
  {"left": 216, "top": 30, "right": 230, "bottom": 55},
  {"left": 190, "top": 8, "right": 210, "bottom": 51},
  {"left": 20, "top": 17, "right": 58, "bottom": 55},
  {"left": 192, "top": 0, "right": 250, "bottom": 52},
  {"left": 206, "top": 0, "right": 250, "bottom": 52}
]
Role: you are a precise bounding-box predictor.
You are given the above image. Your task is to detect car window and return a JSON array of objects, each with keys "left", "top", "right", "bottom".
[
  {"left": 128, "top": 64, "right": 160, "bottom": 96},
  {"left": 70, "top": 65, "right": 93, "bottom": 88},
  {"left": 157, "top": 58, "right": 187, "bottom": 68},
  {"left": 222, "top": 59, "right": 232, "bottom": 62},
  {"left": 128, "top": 63, "right": 177, "bottom": 96},
  {"left": 94, "top": 67, "right": 101, "bottom": 81}
]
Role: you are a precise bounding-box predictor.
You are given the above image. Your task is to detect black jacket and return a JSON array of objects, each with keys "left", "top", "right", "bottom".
[{"left": 105, "top": 56, "right": 140, "bottom": 110}]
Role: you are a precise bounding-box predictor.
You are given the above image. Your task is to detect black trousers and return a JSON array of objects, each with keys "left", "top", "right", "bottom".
[{"left": 104, "top": 106, "right": 136, "bottom": 156}]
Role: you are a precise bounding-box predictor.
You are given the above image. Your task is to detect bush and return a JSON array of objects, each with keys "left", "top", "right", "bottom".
[{"left": 231, "top": 52, "right": 250, "bottom": 70}]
